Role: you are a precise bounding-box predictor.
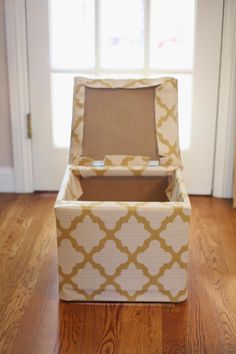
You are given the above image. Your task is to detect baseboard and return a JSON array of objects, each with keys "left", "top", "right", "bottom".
[{"left": 0, "top": 167, "right": 15, "bottom": 192}]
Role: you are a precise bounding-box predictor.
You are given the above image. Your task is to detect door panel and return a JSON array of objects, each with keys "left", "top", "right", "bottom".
[{"left": 26, "top": 0, "right": 223, "bottom": 193}]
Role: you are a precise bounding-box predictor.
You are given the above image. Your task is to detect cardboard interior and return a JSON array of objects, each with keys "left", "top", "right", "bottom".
[
  {"left": 82, "top": 87, "right": 159, "bottom": 160},
  {"left": 77, "top": 175, "right": 169, "bottom": 202}
]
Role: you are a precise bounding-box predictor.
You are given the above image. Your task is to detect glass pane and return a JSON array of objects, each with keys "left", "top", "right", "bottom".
[
  {"left": 150, "top": 0, "right": 195, "bottom": 70},
  {"left": 101, "top": 0, "right": 144, "bottom": 69},
  {"left": 50, "top": 0, "right": 95, "bottom": 70},
  {"left": 51, "top": 73, "right": 75, "bottom": 148}
]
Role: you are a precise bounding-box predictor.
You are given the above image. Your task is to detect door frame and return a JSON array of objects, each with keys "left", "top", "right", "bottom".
[
  {"left": 4, "top": 0, "right": 33, "bottom": 193},
  {"left": 4, "top": 0, "right": 236, "bottom": 196},
  {"left": 213, "top": 0, "right": 236, "bottom": 198}
]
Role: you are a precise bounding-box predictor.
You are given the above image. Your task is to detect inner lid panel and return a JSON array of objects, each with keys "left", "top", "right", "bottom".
[
  {"left": 78, "top": 176, "right": 169, "bottom": 202},
  {"left": 82, "top": 86, "right": 159, "bottom": 160}
]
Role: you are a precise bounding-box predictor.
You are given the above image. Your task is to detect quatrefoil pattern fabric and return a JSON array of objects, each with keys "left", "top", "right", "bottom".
[
  {"left": 56, "top": 77, "right": 190, "bottom": 302},
  {"left": 56, "top": 201, "right": 190, "bottom": 302},
  {"left": 69, "top": 77, "right": 182, "bottom": 169},
  {"left": 55, "top": 167, "right": 190, "bottom": 302}
]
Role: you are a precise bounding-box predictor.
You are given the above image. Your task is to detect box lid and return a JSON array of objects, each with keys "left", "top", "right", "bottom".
[{"left": 69, "top": 77, "right": 181, "bottom": 168}]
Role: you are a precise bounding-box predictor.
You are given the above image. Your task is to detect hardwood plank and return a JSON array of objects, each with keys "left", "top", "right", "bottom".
[
  {"left": 0, "top": 193, "right": 56, "bottom": 353},
  {"left": 12, "top": 237, "right": 59, "bottom": 354},
  {"left": 162, "top": 302, "right": 187, "bottom": 353},
  {"left": 93, "top": 304, "right": 122, "bottom": 354},
  {"left": 119, "top": 304, "right": 162, "bottom": 354},
  {"left": 0, "top": 194, "right": 236, "bottom": 353},
  {"left": 186, "top": 202, "right": 220, "bottom": 353},
  {"left": 55, "top": 303, "right": 162, "bottom": 354},
  {"left": 186, "top": 197, "right": 236, "bottom": 353},
  {"left": 141, "top": 305, "right": 162, "bottom": 354}
]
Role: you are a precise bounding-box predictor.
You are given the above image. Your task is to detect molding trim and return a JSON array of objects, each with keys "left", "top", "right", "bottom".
[
  {"left": 187, "top": 186, "right": 212, "bottom": 196},
  {"left": 4, "top": 0, "right": 34, "bottom": 192},
  {"left": 0, "top": 167, "right": 15, "bottom": 193},
  {"left": 213, "top": 0, "right": 236, "bottom": 198}
]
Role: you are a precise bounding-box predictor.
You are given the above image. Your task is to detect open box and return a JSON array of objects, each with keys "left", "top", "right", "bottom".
[{"left": 55, "top": 77, "right": 191, "bottom": 302}]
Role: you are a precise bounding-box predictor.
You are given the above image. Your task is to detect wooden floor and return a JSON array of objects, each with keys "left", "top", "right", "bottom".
[{"left": 0, "top": 194, "right": 236, "bottom": 354}]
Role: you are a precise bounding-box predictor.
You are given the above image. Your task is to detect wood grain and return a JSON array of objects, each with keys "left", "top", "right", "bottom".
[{"left": 0, "top": 194, "right": 236, "bottom": 353}]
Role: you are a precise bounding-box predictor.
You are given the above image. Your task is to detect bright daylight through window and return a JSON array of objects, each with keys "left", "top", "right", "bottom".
[{"left": 50, "top": 0, "right": 195, "bottom": 150}]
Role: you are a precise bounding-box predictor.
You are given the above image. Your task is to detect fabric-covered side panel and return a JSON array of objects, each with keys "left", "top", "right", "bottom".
[{"left": 55, "top": 201, "right": 190, "bottom": 302}]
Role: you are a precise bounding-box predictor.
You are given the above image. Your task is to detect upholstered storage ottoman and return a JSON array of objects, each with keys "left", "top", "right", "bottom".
[{"left": 55, "top": 77, "right": 191, "bottom": 302}]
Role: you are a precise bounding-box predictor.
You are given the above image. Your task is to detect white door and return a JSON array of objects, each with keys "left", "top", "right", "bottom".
[{"left": 26, "top": 0, "right": 223, "bottom": 193}]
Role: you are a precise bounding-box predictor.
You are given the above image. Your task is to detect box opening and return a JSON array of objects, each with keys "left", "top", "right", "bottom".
[{"left": 77, "top": 175, "right": 169, "bottom": 202}]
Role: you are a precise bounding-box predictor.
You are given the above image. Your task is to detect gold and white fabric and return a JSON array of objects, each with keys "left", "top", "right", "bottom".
[
  {"left": 70, "top": 77, "right": 182, "bottom": 168},
  {"left": 55, "top": 77, "right": 191, "bottom": 302}
]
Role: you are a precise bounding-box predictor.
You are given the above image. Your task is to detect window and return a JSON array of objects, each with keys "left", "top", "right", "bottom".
[{"left": 50, "top": 0, "right": 195, "bottom": 150}]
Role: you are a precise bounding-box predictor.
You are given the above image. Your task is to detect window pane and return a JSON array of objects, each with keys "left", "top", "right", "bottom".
[
  {"left": 51, "top": 73, "right": 74, "bottom": 148},
  {"left": 101, "top": 0, "right": 144, "bottom": 69},
  {"left": 150, "top": 0, "right": 195, "bottom": 70},
  {"left": 50, "top": 0, "right": 95, "bottom": 70}
]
